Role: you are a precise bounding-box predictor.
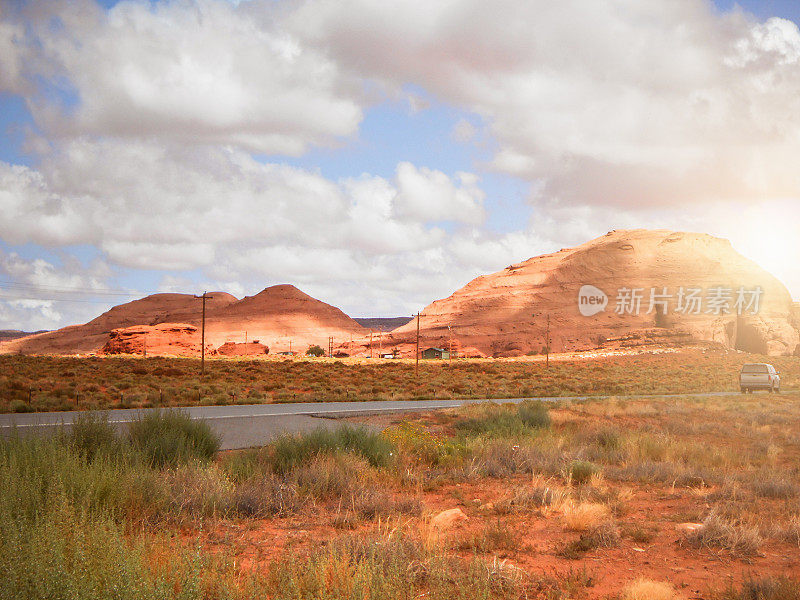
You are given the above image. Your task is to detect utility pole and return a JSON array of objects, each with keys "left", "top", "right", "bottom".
[
  {"left": 447, "top": 325, "right": 452, "bottom": 363},
  {"left": 195, "top": 292, "right": 210, "bottom": 375},
  {"left": 245, "top": 331, "right": 247, "bottom": 345},
  {"left": 546, "top": 313, "right": 551, "bottom": 368},
  {"left": 143, "top": 333, "right": 147, "bottom": 359},
  {"left": 328, "top": 336, "right": 334, "bottom": 357},
  {"left": 369, "top": 331, "right": 373, "bottom": 359},
  {"left": 415, "top": 312, "right": 420, "bottom": 377},
  {"left": 289, "top": 339, "right": 292, "bottom": 354}
]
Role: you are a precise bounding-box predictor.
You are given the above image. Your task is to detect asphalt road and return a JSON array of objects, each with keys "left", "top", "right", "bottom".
[{"left": 0, "top": 391, "right": 772, "bottom": 450}]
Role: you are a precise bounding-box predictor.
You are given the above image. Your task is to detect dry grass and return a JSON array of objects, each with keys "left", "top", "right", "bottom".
[
  {"left": 2, "top": 349, "right": 798, "bottom": 412},
  {"left": 622, "top": 578, "right": 682, "bottom": 600},
  {"left": 563, "top": 502, "right": 612, "bottom": 532},
  {"left": 684, "top": 512, "right": 762, "bottom": 556}
]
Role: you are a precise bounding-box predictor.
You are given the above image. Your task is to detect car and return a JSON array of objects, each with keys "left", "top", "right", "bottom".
[{"left": 739, "top": 363, "right": 781, "bottom": 394}]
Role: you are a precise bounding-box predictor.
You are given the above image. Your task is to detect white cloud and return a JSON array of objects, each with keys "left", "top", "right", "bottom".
[
  {"left": 0, "top": 250, "right": 118, "bottom": 330},
  {"left": 292, "top": 1, "right": 800, "bottom": 207},
  {"left": 0, "top": 139, "right": 516, "bottom": 322},
  {"left": 11, "top": 0, "right": 364, "bottom": 154},
  {"left": 394, "top": 162, "right": 485, "bottom": 225}
]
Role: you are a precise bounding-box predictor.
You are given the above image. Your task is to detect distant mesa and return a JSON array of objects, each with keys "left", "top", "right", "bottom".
[
  {"left": 3, "top": 231, "right": 799, "bottom": 358},
  {"left": 0, "top": 330, "right": 49, "bottom": 341},
  {"left": 353, "top": 317, "right": 414, "bottom": 332},
  {"left": 2, "top": 284, "right": 365, "bottom": 357}
]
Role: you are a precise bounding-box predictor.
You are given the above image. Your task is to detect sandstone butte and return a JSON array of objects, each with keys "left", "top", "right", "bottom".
[
  {"left": 1, "top": 284, "right": 366, "bottom": 357},
  {"left": 2, "top": 230, "right": 798, "bottom": 359},
  {"left": 373, "top": 229, "right": 800, "bottom": 358}
]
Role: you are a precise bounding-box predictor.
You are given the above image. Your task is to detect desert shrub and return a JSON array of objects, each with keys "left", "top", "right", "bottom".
[
  {"left": 293, "top": 454, "right": 373, "bottom": 500},
  {"left": 517, "top": 400, "right": 551, "bottom": 429},
  {"left": 684, "top": 512, "right": 762, "bottom": 556},
  {"left": 268, "top": 425, "right": 395, "bottom": 474},
  {"left": 67, "top": 412, "right": 118, "bottom": 460},
  {"left": 622, "top": 578, "right": 680, "bottom": 600},
  {"left": 568, "top": 460, "right": 600, "bottom": 485},
  {"left": 233, "top": 477, "right": 300, "bottom": 517},
  {"left": 457, "top": 519, "right": 521, "bottom": 554},
  {"left": 771, "top": 517, "right": 800, "bottom": 547},
  {"left": 563, "top": 502, "right": 611, "bottom": 532},
  {"left": 455, "top": 401, "right": 550, "bottom": 438},
  {"left": 748, "top": 473, "right": 800, "bottom": 499},
  {"left": 511, "top": 480, "right": 570, "bottom": 510},
  {"left": 9, "top": 399, "right": 32, "bottom": 413},
  {"left": 383, "top": 421, "right": 465, "bottom": 467},
  {"left": 718, "top": 577, "right": 800, "bottom": 600},
  {"left": 558, "top": 521, "right": 620, "bottom": 558},
  {"left": 267, "top": 531, "right": 533, "bottom": 600},
  {"left": 340, "top": 489, "right": 422, "bottom": 519},
  {"left": 128, "top": 410, "right": 220, "bottom": 468},
  {"left": 162, "top": 463, "right": 234, "bottom": 518}
]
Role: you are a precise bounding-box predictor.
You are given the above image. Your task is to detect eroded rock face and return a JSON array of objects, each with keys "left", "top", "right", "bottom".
[
  {"left": 216, "top": 341, "right": 269, "bottom": 356},
  {"left": 101, "top": 323, "right": 201, "bottom": 356},
  {"left": 389, "top": 230, "right": 800, "bottom": 357}
]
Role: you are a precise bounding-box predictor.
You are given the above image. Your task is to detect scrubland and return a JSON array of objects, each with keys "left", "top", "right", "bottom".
[
  {"left": 3, "top": 391, "right": 800, "bottom": 599},
  {"left": 1, "top": 349, "right": 798, "bottom": 412}
]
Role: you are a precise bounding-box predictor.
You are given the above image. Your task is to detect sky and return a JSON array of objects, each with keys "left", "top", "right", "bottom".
[{"left": 1, "top": 0, "right": 800, "bottom": 330}]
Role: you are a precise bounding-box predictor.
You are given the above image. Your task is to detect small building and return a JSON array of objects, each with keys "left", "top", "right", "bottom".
[
  {"left": 379, "top": 352, "right": 397, "bottom": 359},
  {"left": 421, "top": 347, "right": 450, "bottom": 360}
]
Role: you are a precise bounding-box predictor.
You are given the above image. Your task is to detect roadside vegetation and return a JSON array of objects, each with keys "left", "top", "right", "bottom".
[
  {"left": 2, "top": 393, "right": 800, "bottom": 598},
  {"left": 1, "top": 350, "right": 798, "bottom": 413}
]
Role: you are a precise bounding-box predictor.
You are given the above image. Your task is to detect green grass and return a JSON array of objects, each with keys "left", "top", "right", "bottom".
[
  {"left": 265, "top": 425, "right": 395, "bottom": 474},
  {"left": 128, "top": 410, "right": 220, "bottom": 468}
]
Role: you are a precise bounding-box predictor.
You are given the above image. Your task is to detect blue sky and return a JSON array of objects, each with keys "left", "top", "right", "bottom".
[{"left": 1, "top": 0, "right": 799, "bottom": 330}]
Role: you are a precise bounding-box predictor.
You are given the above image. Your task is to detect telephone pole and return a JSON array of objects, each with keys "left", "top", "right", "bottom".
[
  {"left": 447, "top": 325, "right": 452, "bottom": 363},
  {"left": 533, "top": 312, "right": 551, "bottom": 368},
  {"left": 415, "top": 312, "right": 420, "bottom": 377},
  {"left": 369, "top": 331, "right": 373, "bottom": 359},
  {"left": 195, "top": 292, "right": 210, "bottom": 375},
  {"left": 545, "top": 313, "right": 550, "bottom": 368}
]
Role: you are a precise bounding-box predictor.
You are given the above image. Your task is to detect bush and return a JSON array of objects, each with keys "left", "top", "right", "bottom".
[
  {"left": 622, "top": 579, "right": 680, "bottom": 600},
  {"left": 719, "top": 577, "right": 800, "bottom": 600},
  {"left": 67, "top": 412, "right": 118, "bottom": 460},
  {"left": 684, "top": 512, "right": 762, "bottom": 556},
  {"left": 568, "top": 460, "right": 599, "bottom": 485},
  {"left": 128, "top": 410, "right": 220, "bottom": 468},
  {"left": 517, "top": 400, "right": 551, "bottom": 429},
  {"left": 294, "top": 454, "right": 373, "bottom": 500},
  {"left": 306, "top": 345, "right": 326, "bottom": 357},
  {"left": 268, "top": 425, "right": 395, "bottom": 474}
]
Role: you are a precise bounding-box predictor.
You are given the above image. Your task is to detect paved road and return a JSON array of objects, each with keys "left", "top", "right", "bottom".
[{"left": 0, "top": 391, "right": 777, "bottom": 450}]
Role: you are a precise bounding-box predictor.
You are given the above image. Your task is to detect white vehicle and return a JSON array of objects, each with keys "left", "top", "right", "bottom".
[{"left": 740, "top": 363, "right": 781, "bottom": 394}]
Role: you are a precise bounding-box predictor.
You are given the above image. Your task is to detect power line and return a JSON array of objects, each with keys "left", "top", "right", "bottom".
[
  {"left": 0, "top": 293, "right": 125, "bottom": 304},
  {"left": 0, "top": 280, "right": 142, "bottom": 297}
]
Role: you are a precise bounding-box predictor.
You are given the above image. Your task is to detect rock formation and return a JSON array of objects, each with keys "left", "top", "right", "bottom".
[
  {"left": 101, "top": 323, "right": 201, "bottom": 356},
  {"left": 384, "top": 229, "right": 799, "bottom": 357},
  {"left": 5, "top": 285, "right": 365, "bottom": 356},
  {"left": 215, "top": 341, "right": 270, "bottom": 357}
]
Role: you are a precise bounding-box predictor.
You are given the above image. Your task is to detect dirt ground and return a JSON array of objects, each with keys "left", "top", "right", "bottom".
[{"left": 190, "top": 395, "right": 800, "bottom": 598}]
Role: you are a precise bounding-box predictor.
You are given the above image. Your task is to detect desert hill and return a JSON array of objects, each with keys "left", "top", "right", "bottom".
[
  {"left": 354, "top": 317, "right": 414, "bottom": 332},
  {"left": 3, "top": 285, "right": 365, "bottom": 356},
  {"left": 380, "top": 229, "right": 800, "bottom": 357}
]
